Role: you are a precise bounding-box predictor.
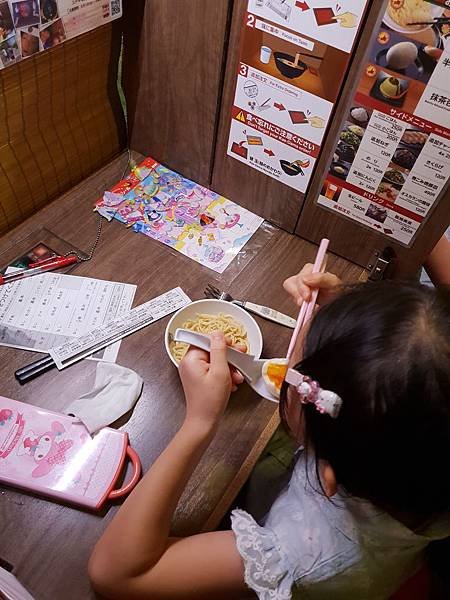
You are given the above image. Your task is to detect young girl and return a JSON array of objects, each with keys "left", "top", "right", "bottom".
[{"left": 89, "top": 273, "right": 450, "bottom": 600}]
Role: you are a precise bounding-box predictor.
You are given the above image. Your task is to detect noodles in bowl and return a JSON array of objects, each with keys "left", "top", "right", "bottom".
[
  {"left": 384, "top": 0, "right": 444, "bottom": 33},
  {"left": 165, "top": 298, "right": 263, "bottom": 367},
  {"left": 387, "top": 0, "right": 432, "bottom": 30},
  {"left": 170, "top": 313, "right": 248, "bottom": 363}
]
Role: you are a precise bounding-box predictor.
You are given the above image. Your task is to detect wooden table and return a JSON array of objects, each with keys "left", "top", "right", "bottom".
[{"left": 0, "top": 152, "right": 364, "bottom": 599}]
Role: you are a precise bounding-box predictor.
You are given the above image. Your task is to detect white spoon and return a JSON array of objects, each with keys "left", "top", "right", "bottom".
[{"left": 173, "top": 328, "right": 279, "bottom": 403}]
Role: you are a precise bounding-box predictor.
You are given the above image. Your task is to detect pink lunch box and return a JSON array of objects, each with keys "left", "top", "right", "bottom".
[{"left": 0, "top": 396, "right": 141, "bottom": 509}]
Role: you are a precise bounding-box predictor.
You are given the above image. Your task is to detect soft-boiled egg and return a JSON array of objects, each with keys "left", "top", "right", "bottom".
[{"left": 262, "top": 358, "right": 288, "bottom": 398}]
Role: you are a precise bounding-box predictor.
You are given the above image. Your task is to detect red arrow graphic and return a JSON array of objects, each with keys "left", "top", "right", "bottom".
[
  {"left": 274, "top": 102, "right": 286, "bottom": 111},
  {"left": 295, "top": 1, "right": 310, "bottom": 11},
  {"left": 264, "top": 148, "right": 275, "bottom": 157}
]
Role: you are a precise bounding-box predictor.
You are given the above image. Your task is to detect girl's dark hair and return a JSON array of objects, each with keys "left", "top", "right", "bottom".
[{"left": 280, "top": 282, "right": 450, "bottom": 516}]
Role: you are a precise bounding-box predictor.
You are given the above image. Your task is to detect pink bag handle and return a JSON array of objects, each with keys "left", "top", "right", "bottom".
[{"left": 108, "top": 446, "right": 141, "bottom": 499}]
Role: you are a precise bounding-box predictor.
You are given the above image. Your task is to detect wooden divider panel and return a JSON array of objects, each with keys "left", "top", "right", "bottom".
[
  {"left": 0, "top": 24, "right": 126, "bottom": 236},
  {"left": 123, "top": 0, "right": 231, "bottom": 187},
  {"left": 211, "top": 0, "right": 304, "bottom": 231}
]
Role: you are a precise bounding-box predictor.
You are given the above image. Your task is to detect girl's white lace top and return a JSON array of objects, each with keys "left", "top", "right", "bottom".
[{"left": 231, "top": 450, "right": 450, "bottom": 600}]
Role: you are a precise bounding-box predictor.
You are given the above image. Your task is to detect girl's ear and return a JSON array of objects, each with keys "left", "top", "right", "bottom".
[{"left": 320, "top": 461, "right": 338, "bottom": 497}]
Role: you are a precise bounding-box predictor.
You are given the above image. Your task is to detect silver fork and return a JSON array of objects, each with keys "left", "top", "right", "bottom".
[{"left": 204, "top": 284, "right": 296, "bottom": 329}]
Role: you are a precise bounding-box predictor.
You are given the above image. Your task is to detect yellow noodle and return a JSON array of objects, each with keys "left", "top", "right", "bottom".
[
  {"left": 387, "top": 0, "right": 431, "bottom": 29},
  {"left": 170, "top": 312, "right": 248, "bottom": 363}
]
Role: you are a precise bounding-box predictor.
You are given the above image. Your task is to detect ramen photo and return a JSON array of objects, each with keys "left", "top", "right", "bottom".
[
  {"left": 387, "top": 0, "right": 432, "bottom": 30},
  {"left": 170, "top": 313, "right": 249, "bottom": 363}
]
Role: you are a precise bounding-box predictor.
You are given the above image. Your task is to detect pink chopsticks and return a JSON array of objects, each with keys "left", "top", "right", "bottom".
[{"left": 286, "top": 238, "right": 329, "bottom": 361}]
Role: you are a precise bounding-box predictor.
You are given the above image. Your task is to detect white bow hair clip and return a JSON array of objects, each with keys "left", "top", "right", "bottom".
[{"left": 285, "top": 369, "right": 342, "bottom": 419}]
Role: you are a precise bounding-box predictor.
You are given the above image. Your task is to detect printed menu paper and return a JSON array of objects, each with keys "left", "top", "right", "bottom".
[
  {"left": 0, "top": 273, "right": 135, "bottom": 363},
  {"left": 317, "top": 0, "right": 450, "bottom": 245},
  {"left": 227, "top": 0, "right": 369, "bottom": 192}
]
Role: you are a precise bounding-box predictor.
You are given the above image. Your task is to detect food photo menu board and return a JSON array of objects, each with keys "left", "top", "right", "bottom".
[
  {"left": 318, "top": 0, "right": 450, "bottom": 245},
  {"left": 0, "top": 0, "right": 122, "bottom": 69},
  {"left": 227, "top": 0, "right": 369, "bottom": 193}
]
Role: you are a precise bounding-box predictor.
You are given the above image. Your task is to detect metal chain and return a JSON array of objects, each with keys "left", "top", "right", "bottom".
[
  {"left": 64, "top": 150, "right": 133, "bottom": 262},
  {"left": 64, "top": 212, "right": 104, "bottom": 262}
]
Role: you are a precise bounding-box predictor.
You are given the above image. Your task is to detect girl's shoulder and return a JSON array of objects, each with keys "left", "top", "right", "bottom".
[
  {"left": 231, "top": 505, "right": 360, "bottom": 600},
  {"left": 289, "top": 452, "right": 450, "bottom": 544},
  {"left": 231, "top": 453, "right": 361, "bottom": 595},
  {"left": 231, "top": 451, "right": 450, "bottom": 600}
]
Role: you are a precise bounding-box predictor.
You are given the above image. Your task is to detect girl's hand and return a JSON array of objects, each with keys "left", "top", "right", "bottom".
[
  {"left": 178, "top": 332, "right": 244, "bottom": 431},
  {"left": 283, "top": 263, "right": 342, "bottom": 307}
]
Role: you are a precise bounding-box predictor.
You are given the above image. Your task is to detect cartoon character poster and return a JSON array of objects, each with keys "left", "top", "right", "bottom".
[{"left": 95, "top": 157, "right": 264, "bottom": 274}]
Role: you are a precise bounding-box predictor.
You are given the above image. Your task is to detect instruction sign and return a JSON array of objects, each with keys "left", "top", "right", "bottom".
[
  {"left": 317, "top": 0, "right": 450, "bottom": 245},
  {"left": 227, "top": 0, "right": 369, "bottom": 193}
]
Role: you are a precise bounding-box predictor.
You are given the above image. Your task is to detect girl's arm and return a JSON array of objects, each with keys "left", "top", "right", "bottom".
[
  {"left": 424, "top": 235, "right": 450, "bottom": 286},
  {"left": 88, "top": 333, "right": 252, "bottom": 600}
]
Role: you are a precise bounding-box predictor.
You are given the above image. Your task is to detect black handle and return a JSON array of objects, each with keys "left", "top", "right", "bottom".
[{"left": 15, "top": 354, "right": 56, "bottom": 384}]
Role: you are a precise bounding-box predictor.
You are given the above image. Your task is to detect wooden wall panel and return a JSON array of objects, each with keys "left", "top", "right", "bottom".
[
  {"left": 211, "top": 0, "right": 303, "bottom": 232},
  {"left": 123, "top": 0, "right": 231, "bottom": 187},
  {"left": 0, "top": 24, "right": 126, "bottom": 235}
]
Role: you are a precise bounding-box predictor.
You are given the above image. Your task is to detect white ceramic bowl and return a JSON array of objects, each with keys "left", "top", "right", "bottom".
[{"left": 165, "top": 299, "right": 263, "bottom": 367}]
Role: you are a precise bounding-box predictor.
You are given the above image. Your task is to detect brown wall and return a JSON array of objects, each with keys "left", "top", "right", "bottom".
[{"left": 123, "top": 0, "right": 232, "bottom": 187}]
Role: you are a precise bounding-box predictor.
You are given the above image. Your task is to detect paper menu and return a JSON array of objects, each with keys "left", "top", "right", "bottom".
[
  {"left": 413, "top": 47, "right": 450, "bottom": 125},
  {"left": 57, "top": 0, "right": 122, "bottom": 38},
  {"left": 318, "top": 109, "right": 450, "bottom": 244},
  {"left": 0, "top": 273, "right": 136, "bottom": 357},
  {"left": 317, "top": 0, "right": 450, "bottom": 245}
]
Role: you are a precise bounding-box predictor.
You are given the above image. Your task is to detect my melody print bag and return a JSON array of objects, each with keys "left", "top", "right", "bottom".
[{"left": 0, "top": 396, "right": 141, "bottom": 509}]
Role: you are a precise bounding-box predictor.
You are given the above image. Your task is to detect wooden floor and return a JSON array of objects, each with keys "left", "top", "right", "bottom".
[{"left": 0, "top": 151, "right": 366, "bottom": 599}]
